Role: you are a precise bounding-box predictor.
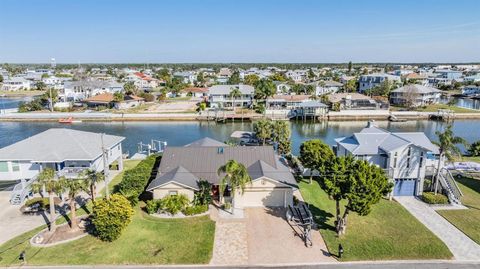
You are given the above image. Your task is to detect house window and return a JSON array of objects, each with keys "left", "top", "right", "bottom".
[
  {"left": 419, "top": 152, "right": 424, "bottom": 168},
  {"left": 0, "top": 162, "right": 8, "bottom": 172},
  {"left": 393, "top": 152, "right": 398, "bottom": 168},
  {"left": 11, "top": 162, "right": 20, "bottom": 172},
  {"left": 169, "top": 190, "right": 178, "bottom": 196}
]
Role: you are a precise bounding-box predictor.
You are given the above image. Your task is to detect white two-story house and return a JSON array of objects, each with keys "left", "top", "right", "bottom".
[
  {"left": 335, "top": 121, "right": 440, "bottom": 197},
  {"left": 358, "top": 73, "right": 401, "bottom": 92},
  {"left": 1, "top": 77, "right": 31, "bottom": 91},
  {"left": 389, "top": 84, "right": 442, "bottom": 107},
  {"left": 208, "top": 84, "right": 254, "bottom": 108},
  {"left": 62, "top": 80, "right": 124, "bottom": 101}
]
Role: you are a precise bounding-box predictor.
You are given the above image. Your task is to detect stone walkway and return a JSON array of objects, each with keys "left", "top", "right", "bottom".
[
  {"left": 210, "top": 219, "right": 249, "bottom": 265},
  {"left": 396, "top": 196, "right": 480, "bottom": 261}
]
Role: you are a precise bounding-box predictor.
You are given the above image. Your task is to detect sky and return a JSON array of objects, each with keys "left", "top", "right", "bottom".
[{"left": 1, "top": 0, "right": 480, "bottom": 63}]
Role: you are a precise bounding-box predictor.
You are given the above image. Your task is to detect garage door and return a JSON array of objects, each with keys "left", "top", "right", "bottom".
[
  {"left": 236, "top": 189, "right": 290, "bottom": 208},
  {"left": 393, "top": 179, "right": 417, "bottom": 196}
]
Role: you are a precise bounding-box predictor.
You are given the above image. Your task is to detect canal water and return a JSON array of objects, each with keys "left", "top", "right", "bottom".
[
  {"left": 0, "top": 97, "right": 32, "bottom": 110},
  {"left": 0, "top": 120, "right": 478, "bottom": 155}
]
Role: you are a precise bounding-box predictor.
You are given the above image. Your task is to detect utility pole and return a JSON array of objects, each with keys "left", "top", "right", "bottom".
[
  {"left": 49, "top": 87, "right": 53, "bottom": 112},
  {"left": 101, "top": 133, "right": 110, "bottom": 199}
]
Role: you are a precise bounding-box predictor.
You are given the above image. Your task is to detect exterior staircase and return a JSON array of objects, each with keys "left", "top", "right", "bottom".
[
  {"left": 437, "top": 168, "right": 463, "bottom": 204},
  {"left": 10, "top": 177, "right": 36, "bottom": 205}
]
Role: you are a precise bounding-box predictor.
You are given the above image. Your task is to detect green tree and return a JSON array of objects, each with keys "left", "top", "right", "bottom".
[
  {"left": 113, "top": 92, "right": 124, "bottom": 102},
  {"left": 343, "top": 79, "right": 357, "bottom": 92},
  {"left": 229, "top": 87, "right": 242, "bottom": 111},
  {"left": 254, "top": 78, "right": 275, "bottom": 100},
  {"left": 272, "top": 121, "right": 291, "bottom": 154},
  {"left": 217, "top": 160, "right": 252, "bottom": 208},
  {"left": 228, "top": 71, "right": 241, "bottom": 84},
  {"left": 299, "top": 139, "right": 335, "bottom": 183},
  {"left": 348, "top": 61, "right": 353, "bottom": 74},
  {"left": 322, "top": 156, "right": 392, "bottom": 235},
  {"left": 155, "top": 68, "right": 171, "bottom": 82},
  {"left": 124, "top": 81, "right": 138, "bottom": 95},
  {"left": 433, "top": 125, "right": 468, "bottom": 194},
  {"left": 0, "top": 74, "right": 3, "bottom": 83},
  {"left": 269, "top": 73, "right": 287, "bottom": 82},
  {"left": 253, "top": 119, "right": 272, "bottom": 145},
  {"left": 92, "top": 194, "right": 134, "bottom": 241},
  {"left": 161, "top": 194, "right": 190, "bottom": 215},
  {"left": 193, "top": 180, "right": 212, "bottom": 206},
  {"left": 30, "top": 168, "right": 63, "bottom": 231},
  {"left": 244, "top": 74, "right": 260, "bottom": 86},
  {"left": 308, "top": 69, "right": 316, "bottom": 81},
  {"left": 81, "top": 169, "right": 105, "bottom": 204},
  {"left": 469, "top": 141, "right": 480, "bottom": 157},
  {"left": 196, "top": 72, "right": 205, "bottom": 86},
  {"left": 60, "top": 178, "right": 87, "bottom": 230},
  {"left": 35, "top": 81, "right": 47, "bottom": 91}
]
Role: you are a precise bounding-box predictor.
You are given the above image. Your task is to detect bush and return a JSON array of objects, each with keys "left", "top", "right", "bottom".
[
  {"left": 116, "top": 154, "right": 158, "bottom": 204},
  {"left": 193, "top": 180, "right": 212, "bottom": 206},
  {"left": 469, "top": 141, "right": 480, "bottom": 157},
  {"left": 92, "top": 194, "right": 134, "bottom": 242},
  {"left": 421, "top": 192, "right": 449, "bottom": 204},
  {"left": 145, "top": 199, "right": 162, "bottom": 214},
  {"left": 161, "top": 194, "right": 190, "bottom": 215},
  {"left": 24, "top": 197, "right": 49, "bottom": 209},
  {"left": 183, "top": 204, "right": 208, "bottom": 216}
]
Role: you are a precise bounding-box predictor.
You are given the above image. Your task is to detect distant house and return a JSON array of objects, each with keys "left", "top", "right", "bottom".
[
  {"left": 62, "top": 80, "right": 123, "bottom": 101},
  {"left": 285, "top": 70, "right": 307, "bottom": 82},
  {"left": 84, "top": 92, "right": 144, "bottom": 109},
  {"left": 180, "top": 87, "right": 208, "bottom": 98},
  {"left": 208, "top": 84, "right": 254, "bottom": 108},
  {"left": 358, "top": 73, "right": 401, "bottom": 92},
  {"left": 266, "top": 94, "right": 312, "bottom": 109},
  {"left": 173, "top": 71, "right": 197, "bottom": 84},
  {"left": 403, "top": 73, "right": 428, "bottom": 85},
  {"left": 273, "top": 81, "right": 291, "bottom": 94},
  {"left": 125, "top": 72, "right": 160, "bottom": 90},
  {"left": 266, "top": 95, "right": 328, "bottom": 118},
  {"left": 464, "top": 74, "right": 480, "bottom": 83},
  {"left": 328, "top": 93, "right": 386, "bottom": 110},
  {"left": 434, "top": 69, "right": 463, "bottom": 80},
  {"left": 146, "top": 137, "right": 297, "bottom": 208},
  {"left": 335, "top": 121, "right": 441, "bottom": 197},
  {"left": 462, "top": 85, "right": 480, "bottom": 97},
  {"left": 308, "top": 80, "right": 343, "bottom": 95},
  {"left": 390, "top": 84, "right": 442, "bottom": 107},
  {"left": 1, "top": 77, "right": 31, "bottom": 91}
]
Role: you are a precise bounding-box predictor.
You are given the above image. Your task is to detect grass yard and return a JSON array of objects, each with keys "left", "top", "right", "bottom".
[
  {"left": 438, "top": 175, "right": 480, "bottom": 244},
  {"left": 0, "top": 159, "right": 215, "bottom": 266},
  {"left": 414, "top": 104, "right": 480, "bottom": 113},
  {"left": 299, "top": 180, "right": 452, "bottom": 261}
]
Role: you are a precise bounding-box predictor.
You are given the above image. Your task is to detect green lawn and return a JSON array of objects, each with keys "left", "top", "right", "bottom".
[
  {"left": 0, "top": 159, "right": 215, "bottom": 266},
  {"left": 299, "top": 180, "right": 452, "bottom": 261},
  {"left": 438, "top": 175, "right": 480, "bottom": 244},
  {"left": 413, "top": 104, "right": 480, "bottom": 113}
]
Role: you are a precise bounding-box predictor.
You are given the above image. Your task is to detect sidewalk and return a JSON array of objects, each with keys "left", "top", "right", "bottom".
[{"left": 396, "top": 196, "right": 480, "bottom": 261}]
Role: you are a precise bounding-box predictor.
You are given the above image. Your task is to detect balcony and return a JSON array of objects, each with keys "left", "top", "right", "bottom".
[{"left": 57, "top": 167, "right": 89, "bottom": 179}]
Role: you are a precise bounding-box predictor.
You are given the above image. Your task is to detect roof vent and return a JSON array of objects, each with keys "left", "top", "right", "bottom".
[{"left": 217, "top": 147, "right": 224, "bottom": 154}]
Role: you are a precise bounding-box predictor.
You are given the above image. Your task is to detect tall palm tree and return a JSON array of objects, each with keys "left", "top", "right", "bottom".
[
  {"left": 31, "top": 168, "right": 63, "bottom": 232},
  {"left": 433, "top": 125, "right": 468, "bottom": 194},
  {"left": 60, "top": 178, "right": 87, "bottom": 230},
  {"left": 253, "top": 119, "right": 272, "bottom": 145},
  {"left": 81, "top": 169, "right": 105, "bottom": 204},
  {"left": 229, "top": 87, "right": 242, "bottom": 112},
  {"left": 217, "top": 160, "right": 252, "bottom": 209}
]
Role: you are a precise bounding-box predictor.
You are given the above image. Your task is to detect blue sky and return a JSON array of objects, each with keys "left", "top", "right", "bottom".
[{"left": 1, "top": 0, "right": 479, "bottom": 63}]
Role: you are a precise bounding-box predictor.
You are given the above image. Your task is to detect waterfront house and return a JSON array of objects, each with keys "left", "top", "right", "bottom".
[
  {"left": 265, "top": 94, "right": 328, "bottom": 118},
  {"left": 462, "top": 85, "right": 480, "bottom": 97},
  {"left": 358, "top": 73, "right": 401, "bottom": 92},
  {"left": 208, "top": 84, "right": 254, "bottom": 108},
  {"left": 146, "top": 137, "right": 297, "bottom": 208},
  {"left": 464, "top": 74, "right": 480, "bottom": 83},
  {"left": 309, "top": 80, "right": 343, "bottom": 95},
  {"left": 83, "top": 92, "right": 145, "bottom": 109},
  {"left": 0, "top": 129, "right": 125, "bottom": 182},
  {"left": 335, "top": 121, "right": 440, "bottom": 196},
  {"left": 173, "top": 71, "right": 197, "bottom": 84},
  {"left": 180, "top": 87, "right": 209, "bottom": 98},
  {"left": 328, "top": 93, "right": 386, "bottom": 110},
  {"left": 389, "top": 84, "right": 442, "bottom": 107},
  {"left": 1, "top": 77, "right": 31, "bottom": 91},
  {"left": 434, "top": 69, "right": 463, "bottom": 80},
  {"left": 62, "top": 80, "right": 124, "bottom": 101}
]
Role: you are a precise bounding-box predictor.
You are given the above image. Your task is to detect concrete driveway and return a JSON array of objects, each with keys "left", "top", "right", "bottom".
[
  {"left": 0, "top": 191, "right": 48, "bottom": 245},
  {"left": 245, "top": 207, "right": 335, "bottom": 265}
]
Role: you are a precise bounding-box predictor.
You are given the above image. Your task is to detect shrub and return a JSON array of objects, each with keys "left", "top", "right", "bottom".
[
  {"left": 161, "top": 194, "right": 190, "bottom": 215},
  {"left": 183, "top": 204, "right": 208, "bottom": 216},
  {"left": 116, "top": 154, "right": 158, "bottom": 204},
  {"left": 24, "top": 197, "right": 49, "bottom": 209},
  {"left": 469, "top": 141, "right": 480, "bottom": 157},
  {"left": 193, "top": 180, "right": 212, "bottom": 206},
  {"left": 421, "top": 192, "right": 449, "bottom": 204},
  {"left": 145, "top": 199, "right": 162, "bottom": 214},
  {"left": 92, "top": 194, "right": 134, "bottom": 241}
]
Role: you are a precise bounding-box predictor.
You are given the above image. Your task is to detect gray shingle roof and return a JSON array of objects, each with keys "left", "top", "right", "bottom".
[
  {"left": 184, "top": 137, "right": 228, "bottom": 147},
  {"left": 208, "top": 84, "right": 254, "bottom": 95},
  {"left": 0, "top": 128, "right": 125, "bottom": 162},
  {"left": 391, "top": 84, "right": 442, "bottom": 94},
  {"left": 147, "top": 141, "right": 297, "bottom": 190},
  {"left": 146, "top": 166, "right": 199, "bottom": 191}
]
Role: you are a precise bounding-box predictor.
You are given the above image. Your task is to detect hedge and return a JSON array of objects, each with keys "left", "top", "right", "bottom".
[
  {"left": 116, "top": 154, "right": 158, "bottom": 202},
  {"left": 421, "top": 192, "right": 449, "bottom": 204},
  {"left": 92, "top": 194, "right": 134, "bottom": 242},
  {"left": 183, "top": 204, "right": 208, "bottom": 216}
]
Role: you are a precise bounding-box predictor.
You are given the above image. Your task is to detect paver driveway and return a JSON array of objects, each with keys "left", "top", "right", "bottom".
[
  {"left": 396, "top": 196, "right": 480, "bottom": 261},
  {"left": 245, "top": 207, "right": 335, "bottom": 264}
]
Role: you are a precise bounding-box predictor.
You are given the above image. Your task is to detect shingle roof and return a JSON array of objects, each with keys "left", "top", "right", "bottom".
[
  {"left": 0, "top": 128, "right": 125, "bottom": 162},
  {"left": 208, "top": 84, "right": 254, "bottom": 95},
  {"left": 146, "top": 166, "right": 199, "bottom": 191},
  {"left": 184, "top": 137, "right": 228, "bottom": 147},
  {"left": 147, "top": 140, "right": 297, "bottom": 189},
  {"left": 391, "top": 84, "right": 442, "bottom": 94}
]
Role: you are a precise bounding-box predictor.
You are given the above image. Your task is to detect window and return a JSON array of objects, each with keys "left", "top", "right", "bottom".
[
  {"left": 419, "top": 152, "right": 424, "bottom": 168},
  {"left": 0, "top": 162, "right": 8, "bottom": 172},
  {"left": 169, "top": 190, "right": 178, "bottom": 196},
  {"left": 11, "top": 162, "right": 20, "bottom": 172},
  {"left": 393, "top": 152, "right": 398, "bottom": 168}
]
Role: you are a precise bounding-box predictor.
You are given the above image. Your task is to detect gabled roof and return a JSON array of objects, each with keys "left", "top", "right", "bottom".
[
  {"left": 208, "top": 84, "right": 254, "bottom": 95},
  {"left": 0, "top": 129, "right": 125, "bottom": 162},
  {"left": 184, "top": 137, "right": 227, "bottom": 147},
  {"left": 146, "top": 166, "right": 199, "bottom": 191},
  {"left": 391, "top": 84, "right": 442, "bottom": 94}
]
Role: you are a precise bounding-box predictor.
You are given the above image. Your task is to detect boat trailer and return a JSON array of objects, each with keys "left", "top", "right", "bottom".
[{"left": 286, "top": 204, "right": 314, "bottom": 247}]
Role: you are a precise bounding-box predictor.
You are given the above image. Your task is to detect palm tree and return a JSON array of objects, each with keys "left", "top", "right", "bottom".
[
  {"left": 82, "top": 169, "right": 105, "bottom": 204},
  {"left": 229, "top": 87, "right": 242, "bottom": 112},
  {"left": 253, "top": 119, "right": 272, "bottom": 145},
  {"left": 30, "top": 168, "right": 63, "bottom": 232},
  {"left": 60, "top": 178, "right": 87, "bottom": 230},
  {"left": 433, "top": 125, "right": 468, "bottom": 194},
  {"left": 217, "top": 160, "right": 252, "bottom": 209}
]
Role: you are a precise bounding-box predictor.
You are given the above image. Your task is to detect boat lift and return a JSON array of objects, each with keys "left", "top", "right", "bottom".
[
  {"left": 137, "top": 139, "right": 167, "bottom": 156},
  {"left": 286, "top": 204, "right": 314, "bottom": 247}
]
